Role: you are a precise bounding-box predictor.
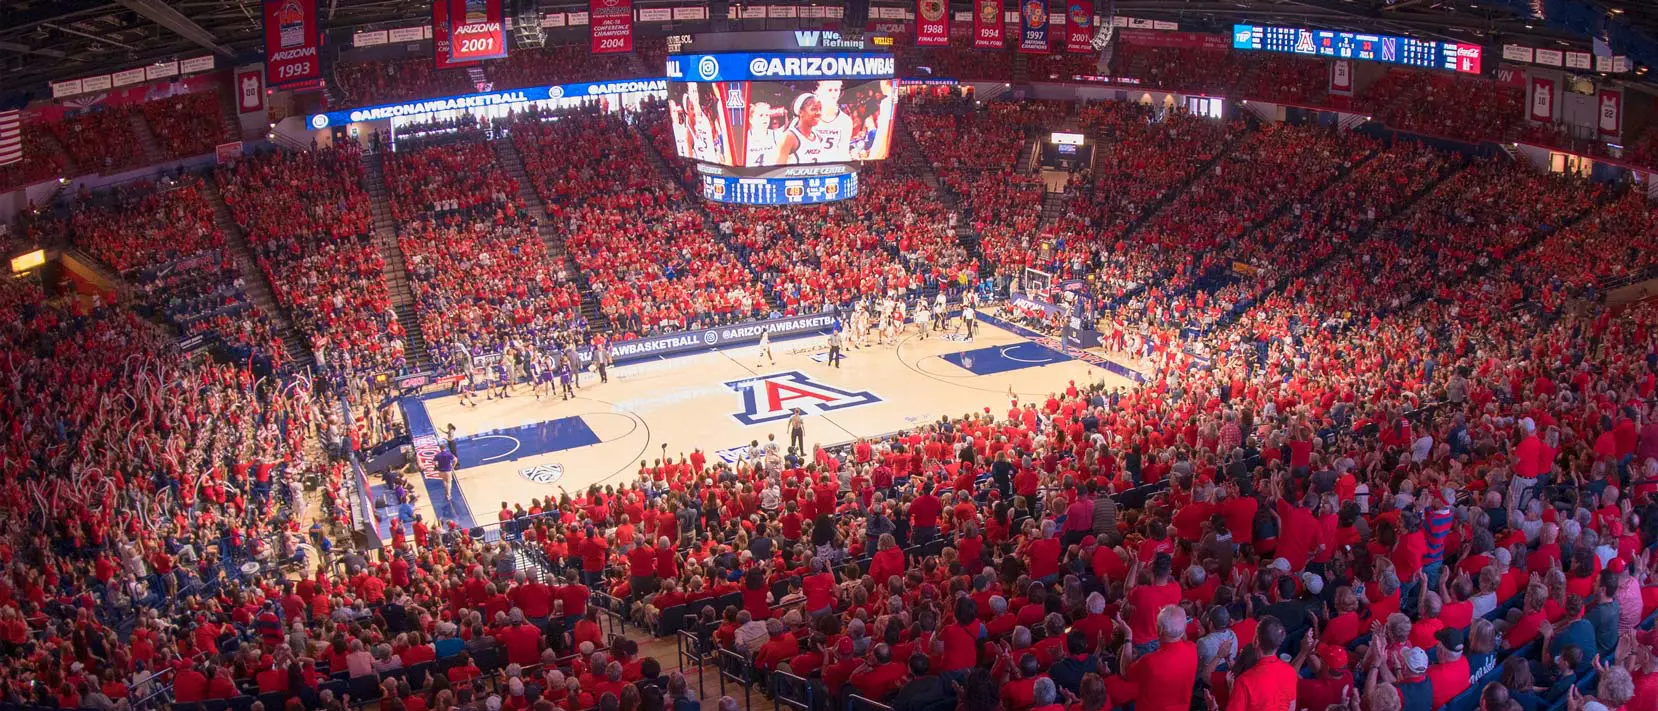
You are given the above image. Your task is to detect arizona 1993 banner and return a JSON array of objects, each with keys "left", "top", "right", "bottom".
[
  {"left": 263, "top": 0, "right": 321, "bottom": 86},
  {"left": 444, "top": 0, "right": 508, "bottom": 63},
  {"left": 590, "top": 0, "right": 634, "bottom": 54},
  {"left": 1018, "top": 0, "right": 1050, "bottom": 53}
]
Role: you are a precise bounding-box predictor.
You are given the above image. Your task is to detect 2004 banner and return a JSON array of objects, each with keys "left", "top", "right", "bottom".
[{"left": 591, "top": 0, "right": 634, "bottom": 53}]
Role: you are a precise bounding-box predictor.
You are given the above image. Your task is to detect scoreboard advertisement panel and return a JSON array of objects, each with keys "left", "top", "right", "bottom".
[
  {"left": 1232, "top": 24, "right": 1482, "bottom": 75},
  {"left": 698, "top": 164, "right": 859, "bottom": 205}
]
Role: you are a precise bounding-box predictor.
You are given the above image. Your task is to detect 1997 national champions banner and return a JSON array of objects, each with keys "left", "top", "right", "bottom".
[
  {"left": 1019, "top": 0, "right": 1050, "bottom": 53},
  {"left": 263, "top": 0, "right": 321, "bottom": 86}
]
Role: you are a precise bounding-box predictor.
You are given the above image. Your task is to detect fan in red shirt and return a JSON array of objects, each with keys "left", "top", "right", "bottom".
[{"left": 1227, "top": 618, "right": 1297, "bottom": 711}]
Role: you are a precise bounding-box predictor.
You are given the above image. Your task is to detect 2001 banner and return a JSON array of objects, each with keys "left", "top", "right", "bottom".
[
  {"left": 443, "top": 0, "right": 508, "bottom": 63},
  {"left": 264, "top": 0, "right": 321, "bottom": 86},
  {"left": 591, "top": 0, "right": 634, "bottom": 54},
  {"left": 1064, "top": 0, "right": 1092, "bottom": 53}
]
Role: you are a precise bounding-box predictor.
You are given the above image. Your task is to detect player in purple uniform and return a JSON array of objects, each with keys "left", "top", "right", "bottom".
[{"left": 558, "top": 361, "right": 575, "bottom": 400}]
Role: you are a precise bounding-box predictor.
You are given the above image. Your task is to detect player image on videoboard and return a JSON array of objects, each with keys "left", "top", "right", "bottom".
[
  {"left": 666, "top": 82, "right": 736, "bottom": 165},
  {"left": 747, "top": 78, "right": 896, "bottom": 166}
]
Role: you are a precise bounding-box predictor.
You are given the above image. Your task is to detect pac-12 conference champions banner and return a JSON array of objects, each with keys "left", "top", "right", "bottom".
[
  {"left": 264, "top": 0, "right": 322, "bottom": 87},
  {"left": 591, "top": 0, "right": 634, "bottom": 53},
  {"left": 438, "top": 0, "right": 508, "bottom": 66},
  {"left": 916, "top": 0, "right": 950, "bottom": 46},
  {"left": 1019, "top": 0, "right": 1050, "bottom": 53}
]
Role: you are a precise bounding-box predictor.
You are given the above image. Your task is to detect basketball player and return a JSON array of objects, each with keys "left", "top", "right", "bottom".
[
  {"left": 963, "top": 303, "right": 977, "bottom": 341},
  {"left": 849, "top": 303, "right": 866, "bottom": 350},
  {"left": 745, "top": 102, "right": 782, "bottom": 167},
  {"left": 558, "top": 360, "right": 575, "bottom": 400},
  {"left": 813, "top": 80, "right": 855, "bottom": 162},
  {"left": 772, "top": 94, "right": 826, "bottom": 165},
  {"left": 914, "top": 302, "right": 931, "bottom": 340},
  {"left": 787, "top": 409, "right": 806, "bottom": 453},
  {"left": 854, "top": 80, "right": 897, "bottom": 160},
  {"left": 934, "top": 290, "right": 948, "bottom": 330},
  {"left": 532, "top": 355, "right": 553, "bottom": 400},
  {"left": 756, "top": 329, "right": 775, "bottom": 368},
  {"left": 458, "top": 368, "right": 479, "bottom": 408}
]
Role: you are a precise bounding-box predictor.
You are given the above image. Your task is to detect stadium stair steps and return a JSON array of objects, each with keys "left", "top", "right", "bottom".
[
  {"left": 1011, "top": 53, "right": 1030, "bottom": 84},
  {"left": 487, "top": 137, "right": 612, "bottom": 334},
  {"left": 1038, "top": 188, "right": 1068, "bottom": 228},
  {"left": 128, "top": 111, "right": 166, "bottom": 167},
  {"left": 359, "top": 151, "right": 435, "bottom": 372},
  {"left": 201, "top": 180, "right": 315, "bottom": 371},
  {"left": 217, "top": 90, "right": 245, "bottom": 142}
]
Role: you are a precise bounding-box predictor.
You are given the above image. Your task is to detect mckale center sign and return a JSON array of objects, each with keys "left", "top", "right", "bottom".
[{"left": 584, "top": 312, "right": 837, "bottom": 365}]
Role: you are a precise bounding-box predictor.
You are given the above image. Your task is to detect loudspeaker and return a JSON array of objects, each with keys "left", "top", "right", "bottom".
[
  {"left": 711, "top": 0, "right": 729, "bottom": 23},
  {"left": 844, "top": 0, "right": 869, "bottom": 30}
]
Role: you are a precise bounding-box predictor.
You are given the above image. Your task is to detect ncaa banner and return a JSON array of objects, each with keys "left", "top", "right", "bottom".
[
  {"left": 446, "top": 0, "right": 508, "bottom": 62},
  {"left": 1529, "top": 76, "right": 1555, "bottom": 122},
  {"left": 263, "top": 0, "right": 321, "bottom": 87},
  {"left": 916, "top": 0, "right": 949, "bottom": 46},
  {"left": 974, "top": 0, "right": 1005, "bottom": 49},
  {"left": 1064, "top": 0, "right": 1091, "bottom": 53},
  {"left": 1019, "top": 0, "right": 1050, "bottom": 53},
  {"left": 1329, "top": 59, "right": 1353, "bottom": 96},
  {"left": 591, "top": 0, "right": 634, "bottom": 53},
  {"left": 1598, "top": 89, "right": 1622, "bottom": 137}
]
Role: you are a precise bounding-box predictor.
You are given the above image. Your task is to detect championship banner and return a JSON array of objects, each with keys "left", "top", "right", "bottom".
[
  {"left": 1529, "top": 76, "right": 1555, "bottom": 122},
  {"left": 445, "top": 0, "right": 508, "bottom": 62},
  {"left": 1598, "top": 89, "right": 1622, "bottom": 138},
  {"left": 1064, "top": 0, "right": 1092, "bottom": 53},
  {"left": 263, "top": 0, "right": 321, "bottom": 87},
  {"left": 1018, "top": 0, "right": 1049, "bottom": 53},
  {"left": 1329, "top": 59, "right": 1353, "bottom": 96},
  {"left": 590, "top": 0, "right": 634, "bottom": 54},
  {"left": 432, "top": 1, "right": 476, "bottom": 68},
  {"left": 916, "top": 0, "right": 949, "bottom": 46},
  {"left": 237, "top": 69, "right": 266, "bottom": 113},
  {"left": 974, "top": 0, "right": 1005, "bottom": 49}
]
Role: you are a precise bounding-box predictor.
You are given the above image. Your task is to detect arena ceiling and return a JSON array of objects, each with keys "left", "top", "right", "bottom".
[{"left": 0, "top": 0, "right": 1647, "bottom": 101}]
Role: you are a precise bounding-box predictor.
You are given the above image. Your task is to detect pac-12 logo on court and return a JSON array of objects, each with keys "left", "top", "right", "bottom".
[
  {"left": 518, "top": 463, "right": 564, "bottom": 484},
  {"left": 724, "top": 370, "right": 881, "bottom": 425}
]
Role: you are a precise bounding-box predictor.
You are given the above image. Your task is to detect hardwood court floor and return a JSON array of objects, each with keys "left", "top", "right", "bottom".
[{"left": 407, "top": 320, "right": 1136, "bottom": 527}]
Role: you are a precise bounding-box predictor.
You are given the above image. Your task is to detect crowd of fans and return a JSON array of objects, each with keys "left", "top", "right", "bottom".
[
  {"left": 335, "top": 58, "right": 476, "bottom": 108},
  {"left": 513, "top": 108, "right": 767, "bottom": 337},
  {"left": 12, "top": 51, "right": 1658, "bottom": 711},
  {"left": 217, "top": 145, "right": 404, "bottom": 377},
  {"left": 0, "top": 131, "right": 72, "bottom": 193},
  {"left": 139, "top": 92, "right": 232, "bottom": 160},
  {"left": 1361, "top": 71, "right": 1525, "bottom": 144},
  {"left": 44, "top": 107, "right": 146, "bottom": 175},
  {"left": 380, "top": 128, "right": 588, "bottom": 373}
]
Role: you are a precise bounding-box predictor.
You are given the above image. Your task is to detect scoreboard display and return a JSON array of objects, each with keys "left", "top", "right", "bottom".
[
  {"left": 1232, "top": 24, "right": 1483, "bottom": 75},
  {"left": 696, "top": 163, "right": 859, "bottom": 206}
]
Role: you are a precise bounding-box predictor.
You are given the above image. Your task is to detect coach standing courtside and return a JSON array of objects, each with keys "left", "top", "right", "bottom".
[
  {"left": 595, "top": 338, "right": 613, "bottom": 384},
  {"left": 827, "top": 330, "right": 843, "bottom": 368}
]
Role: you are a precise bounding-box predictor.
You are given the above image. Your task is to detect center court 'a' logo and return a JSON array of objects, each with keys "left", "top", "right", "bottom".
[{"left": 724, "top": 370, "right": 880, "bottom": 425}]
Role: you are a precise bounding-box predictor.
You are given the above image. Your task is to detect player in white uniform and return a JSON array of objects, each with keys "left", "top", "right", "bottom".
[
  {"left": 745, "top": 102, "right": 781, "bottom": 167},
  {"left": 813, "top": 80, "right": 855, "bottom": 163},
  {"left": 855, "top": 80, "right": 897, "bottom": 160},
  {"left": 934, "top": 290, "right": 948, "bottom": 330},
  {"left": 772, "top": 94, "right": 827, "bottom": 166},
  {"left": 914, "top": 302, "right": 931, "bottom": 340},
  {"left": 756, "top": 328, "right": 774, "bottom": 367}
]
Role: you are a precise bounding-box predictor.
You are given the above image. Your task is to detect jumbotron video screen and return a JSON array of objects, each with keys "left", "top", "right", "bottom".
[{"left": 667, "top": 78, "right": 897, "bottom": 166}]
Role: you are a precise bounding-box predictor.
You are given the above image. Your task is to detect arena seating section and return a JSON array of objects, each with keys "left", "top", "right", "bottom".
[{"left": 10, "top": 35, "right": 1658, "bottom": 711}]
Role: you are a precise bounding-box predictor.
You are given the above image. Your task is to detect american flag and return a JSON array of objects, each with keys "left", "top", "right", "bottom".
[{"left": 0, "top": 110, "right": 20, "bottom": 167}]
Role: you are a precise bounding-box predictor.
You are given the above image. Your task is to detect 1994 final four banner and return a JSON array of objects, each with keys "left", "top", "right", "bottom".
[
  {"left": 439, "top": 0, "right": 508, "bottom": 64},
  {"left": 916, "top": 0, "right": 950, "bottom": 46},
  {"left": 973, "top": 0, "right": 1005, "bottom": 49},
  {"left": 591, "top": 0, "right": 634, "bottom": 53},
  {"left": 264, "top": 0, "right": 321, "bottom": 87},
  {"left": 1018, "top": 0, "right": 1050, "bottom": 53}
]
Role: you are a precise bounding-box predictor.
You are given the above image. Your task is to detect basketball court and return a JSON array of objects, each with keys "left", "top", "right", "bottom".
[{"left": 377, "top": 314, "right": 1140, "bottom": 531}]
